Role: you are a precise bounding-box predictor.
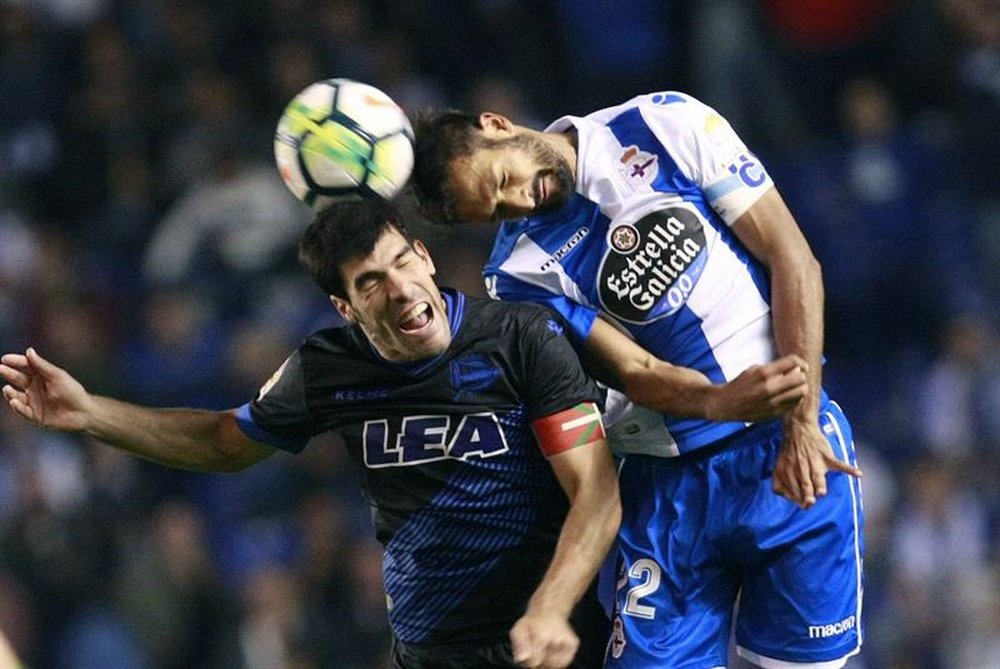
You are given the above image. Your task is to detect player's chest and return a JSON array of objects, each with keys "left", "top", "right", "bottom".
[
  {"left": 520, "top": 195, "right": 722, "bottom": 325},
  {"left": 312, "top": 355, "right": 528, "bottom": 468}
]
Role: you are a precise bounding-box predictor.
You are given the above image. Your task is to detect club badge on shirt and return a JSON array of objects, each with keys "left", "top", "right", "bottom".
[{"left": 617, "top": 145, "right": 658, "bottom": 189}]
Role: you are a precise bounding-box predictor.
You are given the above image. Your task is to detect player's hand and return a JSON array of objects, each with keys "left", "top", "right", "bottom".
[
  {"left": 1, "top": 348, "right": 92, "bottom": 432},
  {"left": 705, "top": 355, "right": 809, "bottom": 422},
  {"left": 509, "top": 610, "right": 579, "bottom": 669},
  {"left": 772, "top": 419, "right": 861, "bottom": 509}
]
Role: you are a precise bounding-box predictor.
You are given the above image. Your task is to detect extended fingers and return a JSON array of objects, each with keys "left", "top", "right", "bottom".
[
  {"left": 826, "top": 455, "right": 863, "bottom": 479},
  {"left": 0, "top": 362, "right": 32, "bottom": 389},
  {"left": 0, "top": 353, "right": 29, "bottom": 368},
  {"left": 2, "top": 385, "right": 35, "bottom": 421}
]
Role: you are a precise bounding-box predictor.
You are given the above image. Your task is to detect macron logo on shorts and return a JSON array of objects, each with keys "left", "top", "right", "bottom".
[{"left": 808, "top": 614, "right": 856, "bottom": 639}]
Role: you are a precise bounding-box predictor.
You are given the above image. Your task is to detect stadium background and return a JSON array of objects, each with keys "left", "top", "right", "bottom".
[{"left": 1, "top": 0, "right": 999, "bottom": 667}]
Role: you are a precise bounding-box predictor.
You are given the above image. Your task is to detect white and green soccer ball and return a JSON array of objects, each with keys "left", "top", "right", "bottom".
[{"left": 274, "top": 78, "right": 414, "bottom": 211}]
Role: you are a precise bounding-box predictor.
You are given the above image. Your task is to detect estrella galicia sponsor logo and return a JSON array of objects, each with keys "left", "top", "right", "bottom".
[
  {"left": 540, "top": 226, "right": 589, "bottom": 272},
  {"left": 727, "top": 152, "right": 767, "bottom": 188},
  {"left": 598, "top": 207, "right": 707, "bottom": 323},
  {"left": 450, "top": 354, "right": 501, "bottom": 400},
  {"left": 808, "top": 615, "right": 856, "bottom": 639}
]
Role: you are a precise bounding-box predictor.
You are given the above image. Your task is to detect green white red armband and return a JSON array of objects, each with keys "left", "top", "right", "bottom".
[{"left": 531, "top": 402, "right": 606, "bottom": 457}]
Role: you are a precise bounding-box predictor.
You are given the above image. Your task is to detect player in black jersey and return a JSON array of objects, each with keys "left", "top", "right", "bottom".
[{"left": 1, "top": 199, "right": 620, "bottom": 669}]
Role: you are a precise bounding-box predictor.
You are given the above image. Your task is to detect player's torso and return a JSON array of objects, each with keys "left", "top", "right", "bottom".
[
  {"left": 303, "top": 296, "right": 569, "bottom": 643},
  {"left": 487, "top": 95, "right": 778, "bottom": 451}
]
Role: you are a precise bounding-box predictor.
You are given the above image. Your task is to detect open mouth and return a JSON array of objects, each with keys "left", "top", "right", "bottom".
[{"left": 398, "top": 302, "right": 433, "bottom": 333}]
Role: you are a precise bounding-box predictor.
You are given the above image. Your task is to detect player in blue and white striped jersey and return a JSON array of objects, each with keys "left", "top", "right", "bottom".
[{"left": 412, "top": 91, "right": 866, "bottom": 668}]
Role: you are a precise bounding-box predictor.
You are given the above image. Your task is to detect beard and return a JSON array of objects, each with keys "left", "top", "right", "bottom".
[{"left": 507, "top": 135, "right": 575, "bottom": 213}]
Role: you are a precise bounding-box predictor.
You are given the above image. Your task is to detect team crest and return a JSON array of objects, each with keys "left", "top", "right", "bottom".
[
  {"left": 450, "top": 354, "right": 501, "bottom": 401},
  {"left": 610, "top": 224, "right": 640, "bottom": 254},
  {"left": 617, "top": 145, "right": 658, "bottom": 188}
]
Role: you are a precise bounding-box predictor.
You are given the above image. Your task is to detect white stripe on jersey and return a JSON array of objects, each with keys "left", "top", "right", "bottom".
[{"left": 497, "top": 233, "right": 596, "bottom": 309}]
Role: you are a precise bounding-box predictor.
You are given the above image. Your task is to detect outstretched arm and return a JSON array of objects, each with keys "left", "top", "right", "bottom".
[
  {"left": 509, "top": 403, "right": 620, "bottom": 669},
  {"left": 1, "top": 348, "right": 274, "bottom": 472},
  {"left": 731, "top": 188, "right": 862, "bottom": 507},
  {"left": 582, "top": 317, "right": 810, "bottom": 423}
]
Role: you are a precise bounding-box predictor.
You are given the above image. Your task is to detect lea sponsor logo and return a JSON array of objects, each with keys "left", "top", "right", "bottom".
[{"left": 363, "top": 412, "right": 509, "bottom": 468}]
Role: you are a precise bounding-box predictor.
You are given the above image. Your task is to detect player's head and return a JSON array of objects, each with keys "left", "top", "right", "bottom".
[
  {"left": 412, "top": 111, "right": 576, "bottom": 225},
  {"left": 299, "top": 200, "right": 452, "bottom": 361}
]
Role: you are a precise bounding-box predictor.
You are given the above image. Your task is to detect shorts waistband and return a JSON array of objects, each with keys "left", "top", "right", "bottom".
[{"left": 628, "top": 417, "right": 783, "bottom": 465}]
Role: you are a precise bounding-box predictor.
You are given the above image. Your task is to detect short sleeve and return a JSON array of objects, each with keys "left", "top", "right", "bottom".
[
  {"left": 639, "top": 93, "right": 774, "bottom": 224},
  {"left": 514, "top": 309, "right": 603, "bottom": 420},
  {"left": 235, "top": 350, "right": 315, "bottom": 453}
]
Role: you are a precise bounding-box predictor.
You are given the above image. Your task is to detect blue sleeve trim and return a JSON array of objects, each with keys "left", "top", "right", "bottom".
[
  {"left": 235, "top": 403, "right": 309, "bottom": 453},
  {"left": 702, "top": 174, "right": 744, "bottom": 202}
]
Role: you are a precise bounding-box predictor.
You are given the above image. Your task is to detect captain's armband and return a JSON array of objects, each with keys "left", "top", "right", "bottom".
[{"left": 531, "top": 402, "right": 606, "bottom": 457}]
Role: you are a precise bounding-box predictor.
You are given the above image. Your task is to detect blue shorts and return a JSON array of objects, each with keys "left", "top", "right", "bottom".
[{"left": 605, "top": 402, "right": 864, "bottom": 668}]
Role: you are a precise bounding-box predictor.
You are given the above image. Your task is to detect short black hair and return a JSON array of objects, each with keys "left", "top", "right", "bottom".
[
  {"left": 410, "top": 110, "right": 482, "bottom": 226},
  {"left": 298, "top": 199, "right": 414, "bottom": 299}
]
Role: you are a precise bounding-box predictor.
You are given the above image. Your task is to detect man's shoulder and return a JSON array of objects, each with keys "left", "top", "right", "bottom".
[
  {"left": 463, "top": 292, "right": 555, "bottom": 323},
  {"left": 302, "top": 324, "right": 358, "bottom": 351}
]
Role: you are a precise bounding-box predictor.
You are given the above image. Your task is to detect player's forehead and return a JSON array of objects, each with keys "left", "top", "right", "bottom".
[{"left": 342, "top": 227, "right": 412, "bottom": 278}]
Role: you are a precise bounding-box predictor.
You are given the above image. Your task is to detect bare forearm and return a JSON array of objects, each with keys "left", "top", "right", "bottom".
[
  {"left": 770, "top": 253, "right": 824, "bottom": 423},
  {"left": 84, "top": 396, "right": 256, "bottom": 472},
  {"left": 583, "top": 320, "right": 718, "bottom": 418},
  {"left": 617, "top": 359, "right": 718, "bottom": 418},
  {"left": 526, "top": 487, "right": 620, "bottom": 617}
]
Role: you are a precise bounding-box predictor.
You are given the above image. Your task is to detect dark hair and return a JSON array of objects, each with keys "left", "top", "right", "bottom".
[
  {"left": 410, "top": 110, "right": 482, "bottom": 226},
  {"left": 298, "top": 199, "right": 413, "bottom": 298}
]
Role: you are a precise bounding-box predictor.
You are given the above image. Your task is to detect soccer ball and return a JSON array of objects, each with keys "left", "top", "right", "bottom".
[{"left": 273, "top": 78, "right": 414, "bottom": 211}]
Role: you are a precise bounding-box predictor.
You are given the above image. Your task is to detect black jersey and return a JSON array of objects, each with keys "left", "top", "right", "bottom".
[{"left": 235, "top": 289, "right": 603, "bottom": 645}]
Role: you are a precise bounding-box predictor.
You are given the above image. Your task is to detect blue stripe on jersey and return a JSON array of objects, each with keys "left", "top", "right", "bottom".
[
  {"left": 630, "top": 304, "right": 747, "bottom": 447},
  {"left": 384, "top": 405, "right": 561, "bottom": 642},
  {"left": 485, "top": 195, "right": 608, "bottom": 346},
  {"left": 714, "top": 216, "right": 772, "bottom": 303},
  {"left": 234, "top": 403, "right": 308, "bottom": 452},
  {"left": 607, "top": 108, "right": 703, "bottom": 201}
]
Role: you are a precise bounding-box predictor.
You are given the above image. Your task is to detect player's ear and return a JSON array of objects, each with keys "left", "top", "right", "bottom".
[
  {"left": 478, "top": 112, "right": 514, "bottom": 138},
  {"left": 331, "top": 295, "right": 355, "bottom": 323},
  {"left": 413, "top": 240, "right": 436, "bottom": 277}
]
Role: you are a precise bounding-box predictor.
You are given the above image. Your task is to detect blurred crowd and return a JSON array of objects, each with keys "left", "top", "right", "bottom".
[{"left": 1, "top": 1, "right": 999, "bottom": 667}]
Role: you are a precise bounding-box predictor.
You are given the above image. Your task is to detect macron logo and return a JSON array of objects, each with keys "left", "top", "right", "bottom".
[{"left": 808, "top": 615, "right": 856, "bottom": 639}]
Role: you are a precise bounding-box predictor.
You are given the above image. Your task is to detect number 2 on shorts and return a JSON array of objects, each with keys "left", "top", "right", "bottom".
[{"left": 622, "top": 558, "right": 661, "bottom": 619}]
